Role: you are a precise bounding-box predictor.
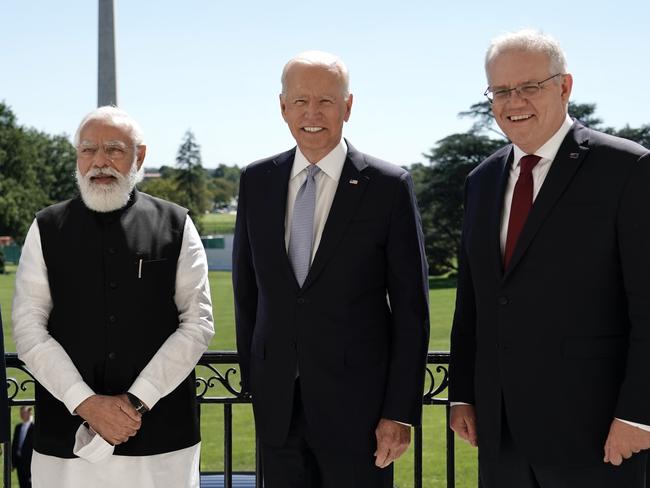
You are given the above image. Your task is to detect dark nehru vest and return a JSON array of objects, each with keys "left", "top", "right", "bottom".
[{"left": 35, "top": 190, "right": 200, "bottom": 458}]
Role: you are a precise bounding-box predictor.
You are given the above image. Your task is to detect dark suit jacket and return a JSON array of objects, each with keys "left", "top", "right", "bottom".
[
  {"left": 233, "top": 141, "right": 430, "bottom": 453},
  {"left": 12, "top": 422, "right": 33, "bottom": 470},
  {"left": 450, "top": 121, "right": 650, "bottom": 467}
]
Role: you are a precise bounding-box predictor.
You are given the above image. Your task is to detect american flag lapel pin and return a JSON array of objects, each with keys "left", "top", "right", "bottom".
[{"left": 349, "top": 179, "right": 358, "bottom": 185}]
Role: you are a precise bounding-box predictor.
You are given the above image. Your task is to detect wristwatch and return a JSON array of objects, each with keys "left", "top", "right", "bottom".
[{"left": 126, "top": 392, "right": 148, "bottom": 414}]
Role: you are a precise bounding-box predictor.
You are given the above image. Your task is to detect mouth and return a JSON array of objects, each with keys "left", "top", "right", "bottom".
[
  {"left": 90, "top": 175, "right": 118, "bottom": 184},
  {"left": 302, "top": 127, "right": 324, "bottom": 133},
  {"left": 507, "top": 114, "right": 534, "bottom": 122}
]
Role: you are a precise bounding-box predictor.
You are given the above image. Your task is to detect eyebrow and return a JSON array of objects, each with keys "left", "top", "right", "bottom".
[
  {"left": 490, "top": 79, "right": 538, "bottom": 90},
  {"left": 78, "top": 139, "right": 128, "bottom": 147}
]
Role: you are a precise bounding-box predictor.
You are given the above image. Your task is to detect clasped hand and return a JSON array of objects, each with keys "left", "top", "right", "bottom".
[{"left": 75, "top": 394, "right": 142, "bottom": 446}]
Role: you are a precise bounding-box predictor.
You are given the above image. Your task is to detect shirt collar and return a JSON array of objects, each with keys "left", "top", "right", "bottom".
[
  {"left": 512, "top": 114, "right": 574, "bottom": 167},
  {"left": 291, "top": 139, "right": 348, "bottom": 181}
]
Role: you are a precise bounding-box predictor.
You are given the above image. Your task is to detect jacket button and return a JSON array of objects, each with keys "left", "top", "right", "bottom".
[
  {"left": 498, "top": 296, "right": 509, "bottom": 305},
  {"left": 108, "top": 352, "right": 116, "bottom": 360},
  {"left": 108, "top": 315, "right": 117, "bottom": 324},
  {"left": 109, "top": 281, "right": 117, "bottom": 289},
  {"left": 107, "top": 247, "right": 116, "bottom": 255},
  {"left": 297, "top": 298, "right": 305, "bottom": 304}
]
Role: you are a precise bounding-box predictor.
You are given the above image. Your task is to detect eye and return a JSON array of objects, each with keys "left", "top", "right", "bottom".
[
  {"left": 294, "top": 99, "right": 306, "bottom": 106},
  {"left": 106, "top": 147, "right": 126, "bottom": 158},
  {"left": 520, "top": 85, "right": 540, "bottom": 96},
  {"left": 493, "top": 89, "right": 510, "bottom": 100},
  {"left": 80, "top": 147, "right": 97, "bottom": 155}
]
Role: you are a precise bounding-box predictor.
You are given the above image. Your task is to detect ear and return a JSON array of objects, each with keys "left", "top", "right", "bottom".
[
  {"left": 560, "top": 74, "right": 573, "bottom": 103},
  {"left": 280, "top": 94, "right": 288, "bottom": 122},
  {"left": 344, "top": 93, "right": 353, "bottom": 122},
  {"left": 136, "top": 145, "right": 147, "bottom": 169}
]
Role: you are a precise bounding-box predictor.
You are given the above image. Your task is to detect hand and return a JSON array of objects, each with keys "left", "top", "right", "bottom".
[
  {"left": 604, "top": 419, "right": 650, "bottom": 465},
  {"left": 450, "top": 404, "right": 478, "bottom": 447},
  {"left": 75, "top": 394, "right": 142, "bottom": 445},
  {"left": 374, "top": 418, "right": 411, "bottom": 468}
]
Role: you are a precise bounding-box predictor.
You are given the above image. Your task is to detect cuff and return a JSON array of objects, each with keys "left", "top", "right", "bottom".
[
  {"left": 616, "top": 417, "right": 650, "bottom": 432},
  {"left": 64, "top": 382, "right": 96, "bottom": 415},
  {"left": 450, "top": 402, "right": 471, "bottom": 407},
  {"left": 129, "top": 377, "right": 162, "bottom": 411}
]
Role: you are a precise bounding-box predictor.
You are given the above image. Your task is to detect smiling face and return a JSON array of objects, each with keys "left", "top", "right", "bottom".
[
  {"left": 280, "top": 62, "right": 353, "bottom": 163},
  {"left": 487, "top": 49, "right": 572, "bottom": 153}
]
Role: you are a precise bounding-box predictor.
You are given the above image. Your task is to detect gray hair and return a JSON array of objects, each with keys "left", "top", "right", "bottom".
[
  {"left": 281, "top": 50, "right": 350, "bottom": 98},
  {"left": 73, "top": 106, "right": 145, "bottom": 147},
  {"left": 485, "top": 29, "right": 568, "bottom": 81}
]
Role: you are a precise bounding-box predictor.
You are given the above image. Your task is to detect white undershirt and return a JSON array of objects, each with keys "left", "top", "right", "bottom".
[
  {"left": 12, "top": 214, "right": 215, "bottom": 488},
  {"left": 284, "top": 139, "right": 347, "bottom": 262}
]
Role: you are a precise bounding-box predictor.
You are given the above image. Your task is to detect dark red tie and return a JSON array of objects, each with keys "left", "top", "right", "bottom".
[{"left": 504, "top": 154, "right": 541, "bottom": 268}]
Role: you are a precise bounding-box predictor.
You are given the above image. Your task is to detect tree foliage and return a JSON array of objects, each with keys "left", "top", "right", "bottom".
[{"left": 0, "top": 102, "right": 77, "bottom": 242}]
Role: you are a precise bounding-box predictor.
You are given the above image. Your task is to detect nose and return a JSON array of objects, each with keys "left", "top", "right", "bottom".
[
  {"left": 93, "top": 147, "right": 112, "bottom": 167},
  {"left": 305, "top": 100, "right": 322, "bottom": 118},
  {"left": 506, "top": 89, "right": 528, "bottom": 107}
]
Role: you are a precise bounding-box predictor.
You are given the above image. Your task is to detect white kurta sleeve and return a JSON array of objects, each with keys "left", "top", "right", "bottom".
[
  {"left": 12, "top": 220, "right": 96, "bottom": 414},
  {"left": 128, "top": 216, "right": 215, "bottom": 409}
]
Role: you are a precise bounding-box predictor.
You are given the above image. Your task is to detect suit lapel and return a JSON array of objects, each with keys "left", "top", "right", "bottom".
[
  {"left": 491, "top": 148, "right": 514, "bottom": 281},
  {"left": 267, "top": 148, "right": 300, "bottom": 291},
  {"left": 301, "top": 142, "right": 369, "bottom": 291},
  {"left": 503, "top": 123, "right": 591, "bottom": 280}
]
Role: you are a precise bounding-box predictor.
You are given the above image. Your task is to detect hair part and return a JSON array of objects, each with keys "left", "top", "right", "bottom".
[
  {"left": 281, "top": 50, "right": 350, "bottom": 99},
  {"left": 485, "top": 29, "right": 568, "bottom": 81},
  {"left": 73, "top": 106, "right": 145, "bottom": 148}
]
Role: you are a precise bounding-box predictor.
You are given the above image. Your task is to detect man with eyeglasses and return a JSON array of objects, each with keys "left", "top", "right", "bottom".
[
  {"left": 12, "top": 107, "right": 214, "bottom": 487},
  {"left": 449, "top": 29, "right": 650, "bottom": 487}
]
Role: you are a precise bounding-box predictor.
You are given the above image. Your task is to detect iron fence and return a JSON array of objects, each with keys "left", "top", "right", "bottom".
[{"left": 4, "top": 351, "right": 465, "bottom": 488}]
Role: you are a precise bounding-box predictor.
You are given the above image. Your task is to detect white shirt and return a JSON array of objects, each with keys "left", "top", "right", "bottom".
[
  {"left": 499, "top": 114, "right": 573, "bottom": 255},
  {"left": 284, "top": 139, "right": 348, "bottom": 261},
  {"left": 12, "top": 214, "right": 215, "bottom": 488}
]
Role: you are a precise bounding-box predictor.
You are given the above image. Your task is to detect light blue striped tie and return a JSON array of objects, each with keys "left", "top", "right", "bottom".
[{"left": 288, "top": 164, "right": 320, "bottom": 287}]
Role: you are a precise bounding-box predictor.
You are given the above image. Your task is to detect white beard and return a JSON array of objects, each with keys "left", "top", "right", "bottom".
[{"left": 76, "top": 163, "right": 144, "bottom": 213}]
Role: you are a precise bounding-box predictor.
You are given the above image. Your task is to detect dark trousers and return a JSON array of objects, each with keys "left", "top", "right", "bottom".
[
  {"left": 480, "top": 410, "right": 647, "bottom": 488},
  {"left": 260, "top": 381, "right": 393, "bottom": 488},
  {"left": 15, "top": 458, "right": 31, "bottom": 488}
]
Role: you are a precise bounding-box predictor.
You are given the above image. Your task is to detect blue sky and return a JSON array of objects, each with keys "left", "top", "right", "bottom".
[{"left": 1, "top": 0, "right": 648, "bottom": 169}]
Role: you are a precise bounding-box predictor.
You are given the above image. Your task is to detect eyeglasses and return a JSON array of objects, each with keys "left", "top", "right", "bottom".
[{"left": 484, "top": 73, "right": 564, "bottom": 104}]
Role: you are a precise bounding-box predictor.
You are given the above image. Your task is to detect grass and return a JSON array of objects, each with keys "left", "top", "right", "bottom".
[
  {"left": 0, "top": 268, "right": 477, "bottom": 487},
  {"left": 201, "top": 213, "right": 236, "bottom": 235}
]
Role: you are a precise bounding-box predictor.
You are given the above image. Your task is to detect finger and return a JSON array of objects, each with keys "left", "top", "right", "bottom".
[
  {"left": 374, "top": 445, "right": 390, "bottom": 468},
  {"left": 609, "top": 449, "right": 623, "bottom": 466},
  {"left": 118, "top": 402, "right": 142, "bottom": 423},
  {"left": 466, "top": 418, "right": 478, "bottom": 447}
]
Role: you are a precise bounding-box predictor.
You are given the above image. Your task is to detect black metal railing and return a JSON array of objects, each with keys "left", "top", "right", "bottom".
[{"left": 4, "top": 351, "right": 464, "bottom": 488}]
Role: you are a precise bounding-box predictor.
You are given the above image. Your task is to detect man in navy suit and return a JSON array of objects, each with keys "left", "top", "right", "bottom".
[
  {"left": 12, "top": 406, "right": 34, "bottom": 488},
  {"left": 233, "top": 51, "right": 429, "bottom": 487},
  {"left": 449, "top": 29, "right": 650, "bottom": 487}
]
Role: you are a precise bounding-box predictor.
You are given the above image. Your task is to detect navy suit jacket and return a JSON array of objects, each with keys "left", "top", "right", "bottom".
[
  {"left": 233, "top": 141, "right": 430, "bottom": 453},
  {"left": 450, "top": 122, "right": 650, "bottom": 467}
]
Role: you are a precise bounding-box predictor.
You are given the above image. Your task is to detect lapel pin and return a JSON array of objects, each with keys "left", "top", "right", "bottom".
[
  {"left": 569, "top": 153, "right": 580, "bottom": 159},
  {"left": 349, "top": 179, "right": 358, "bottom": 185}
]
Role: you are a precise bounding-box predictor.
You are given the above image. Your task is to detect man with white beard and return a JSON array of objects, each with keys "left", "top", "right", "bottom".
[{"left": 11, "top": 106, "right": 214, "bottom": 488}]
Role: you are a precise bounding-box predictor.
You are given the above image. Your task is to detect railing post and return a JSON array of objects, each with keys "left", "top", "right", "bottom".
[
  {"left": 4, "top": 437, "right": 11, "bottom": 487},
  {"left": 224, "top": 404, "right": 233, "bottom": 488},
  {"left": 414, "top": 423, "right": 423, "bottom": 488},
  {"left": 255, "top": 435, "right": 264, "bottom": 488},
  {"left": 446, "top": 404, "right": 455, "bottom": 488}
]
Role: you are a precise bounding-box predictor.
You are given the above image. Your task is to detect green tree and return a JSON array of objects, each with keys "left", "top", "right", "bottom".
[
  {"left": 174, "top": 130, "right": 211, "bottom": 234},
  {"left": 138, "top": 176, "right": 183, "bottom": 203}
]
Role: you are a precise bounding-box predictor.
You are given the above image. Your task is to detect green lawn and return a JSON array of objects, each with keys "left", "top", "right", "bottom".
[
  {"left": 201, "top": 213, "right": 236, "bottom": 235},
  {"left": 0, "top": 267, "right": 477, "bottom": 487}
]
